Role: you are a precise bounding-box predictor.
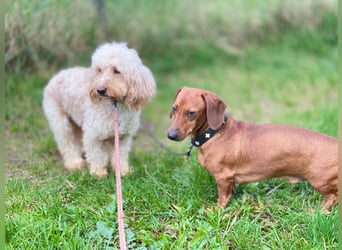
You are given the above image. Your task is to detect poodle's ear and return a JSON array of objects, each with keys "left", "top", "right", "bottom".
[{"left": 125, "top": 65, "right": 156, "bottom": 110}]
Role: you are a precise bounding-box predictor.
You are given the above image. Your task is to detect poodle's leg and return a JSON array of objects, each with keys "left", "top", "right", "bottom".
[
  {"left": 83, "top": 133, "right": 110, "bottom": 177},
  {"left": 111, "top": 135, "right": 133, "bottom": 176},
  {"left": 43, "top": 99, "right": 84, "bottom": 170}
]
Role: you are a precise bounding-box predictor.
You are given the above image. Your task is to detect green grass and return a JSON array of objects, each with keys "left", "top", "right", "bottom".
[
  {"left": 5, "top": 43, "right": 338, "bottom": 249},
  {"left": 5, "top": 1, "right": 338, "bottom": 249},
  {"left": 5, "top": 155, "right": 338, "bottom": 249}
]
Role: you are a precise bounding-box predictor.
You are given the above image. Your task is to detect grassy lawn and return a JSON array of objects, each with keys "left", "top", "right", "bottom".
[
  {"left": 5, "top": 1, "right": 338, "bottom": 249},
  {"left": 5, "top": 43, "right": 338, "bottom": 249}
]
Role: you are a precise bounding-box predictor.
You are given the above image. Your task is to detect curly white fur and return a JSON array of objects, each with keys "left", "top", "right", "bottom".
[{"left": 43, "top": 42, "right": 156, "bottom": 177}]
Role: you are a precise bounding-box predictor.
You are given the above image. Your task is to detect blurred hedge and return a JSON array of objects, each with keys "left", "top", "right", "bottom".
[{"left": 5, "top": 0, "right": 337, "bottom": 73}]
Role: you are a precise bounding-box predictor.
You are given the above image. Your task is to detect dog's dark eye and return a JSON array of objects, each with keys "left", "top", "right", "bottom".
[
  {"left": 169, "top": 106, "right": 176, "bottom": 118},
  {"left": 97, "top": 67, "right": 102, "bottom": 73},
  {"left": 187, "top": 111, "right": 196, "bottom": 118},
  {"left": 113, "top": 68, "right": 120, "bottom": 74}
]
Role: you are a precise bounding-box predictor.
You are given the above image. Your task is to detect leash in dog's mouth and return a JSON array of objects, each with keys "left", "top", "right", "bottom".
[{"left": 112, "top": 100, "right": 127, "bottom": 249}]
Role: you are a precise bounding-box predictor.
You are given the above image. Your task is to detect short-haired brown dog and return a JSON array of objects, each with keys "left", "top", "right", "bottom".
[{"left": 167, "top": 87, "right": 338, "bottom": 212}]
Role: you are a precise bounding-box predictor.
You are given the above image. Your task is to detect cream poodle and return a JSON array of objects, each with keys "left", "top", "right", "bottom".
[{"left": 43, "top": 42, "right": 156, "bottom": 177}]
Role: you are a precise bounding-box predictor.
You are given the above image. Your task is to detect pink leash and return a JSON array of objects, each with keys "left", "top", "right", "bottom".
[{"left": 113, "top": 103, "right": 127, "bottom": 250}]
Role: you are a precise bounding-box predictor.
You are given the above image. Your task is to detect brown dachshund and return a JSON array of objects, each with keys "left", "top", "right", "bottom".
[{"left": 167, "top": 87, "right": 338, "bottom": 212}]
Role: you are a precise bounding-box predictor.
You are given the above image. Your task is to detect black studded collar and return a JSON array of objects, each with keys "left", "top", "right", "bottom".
[{"left": 186, "top": 114, "right": 228, "bottom": 157}]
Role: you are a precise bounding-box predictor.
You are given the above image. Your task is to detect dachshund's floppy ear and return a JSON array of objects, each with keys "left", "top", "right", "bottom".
[
  {"left": 173, "top": 87, "right": 184, "bottom": 102},
  {"left": 169, "top": 87, "right": 184, "bottom": 118},
  {"left": 124, "top": 65, "right": 156, "bottom": 110},
  {"left": 201, "top": 92, "right": 227, "bottom": 130}
]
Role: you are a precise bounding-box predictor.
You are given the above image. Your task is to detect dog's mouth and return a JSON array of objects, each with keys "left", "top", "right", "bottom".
[{"left": 96, "top": 86, "right": 125, "bottom": 102}]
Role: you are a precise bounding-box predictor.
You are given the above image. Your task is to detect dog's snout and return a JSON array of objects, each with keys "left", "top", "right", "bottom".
[
  {"left": 167, "top": 129, "right": 179, "bottom": 141},
  {"left": 96, "top": 86, "right": 107, "bottom": 96}
]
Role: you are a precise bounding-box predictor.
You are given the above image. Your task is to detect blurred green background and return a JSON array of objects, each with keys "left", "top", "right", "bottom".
[{"left": 6, "top": 0, "right": 337, "bottom": 72}]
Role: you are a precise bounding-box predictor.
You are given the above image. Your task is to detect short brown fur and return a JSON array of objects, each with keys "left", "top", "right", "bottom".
[{"left": 167, "top": 87, "right": 338, "bottom": 211}]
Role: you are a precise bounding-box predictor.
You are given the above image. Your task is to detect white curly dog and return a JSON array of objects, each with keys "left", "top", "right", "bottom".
[{"left": 43, "top": 42, "right": 156, "bottom": 177}]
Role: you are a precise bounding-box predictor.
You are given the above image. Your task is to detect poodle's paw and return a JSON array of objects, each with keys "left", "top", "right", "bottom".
[
  {"left": 90, "top": 167, "right": 108, "bottom": 178},
  {"left": 65, "top": 159, "right": 85, "bottom": 171},
  {"left": 120, "top": 165, "right": 134, "bottom": 176},
  {"left": 112, "top": 158, "right": 134, "bottom": 176}
]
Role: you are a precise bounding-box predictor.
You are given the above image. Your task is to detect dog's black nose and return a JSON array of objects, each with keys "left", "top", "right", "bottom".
[
  {"left": 167, "top": 130, "right": 178, "bottom": 141},
  {"left": 97, "top": 86, "right": 107, "bottom": 96}
]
